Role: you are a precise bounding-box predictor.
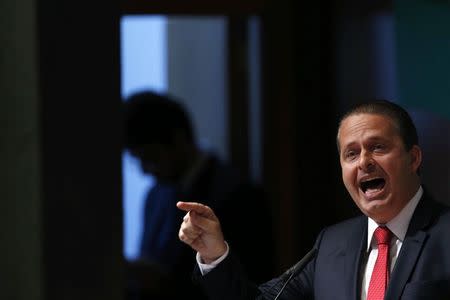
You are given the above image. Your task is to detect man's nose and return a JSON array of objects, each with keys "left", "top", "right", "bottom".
[{"left": 359, "top": 151, "right": 375, "bottom": 172}]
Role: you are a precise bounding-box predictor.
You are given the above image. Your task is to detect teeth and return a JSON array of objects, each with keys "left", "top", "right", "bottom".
[
  {"left": 362, "top": 178, "right": 378, "bottom": 182},
  {"left": 360, "top": 178, "right": 385, "bottom": 194}
]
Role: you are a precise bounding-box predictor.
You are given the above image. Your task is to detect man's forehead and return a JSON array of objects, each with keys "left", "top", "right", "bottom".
[
  {"left": 337, "top": 113, "right": 398, "bottom": 146},
  {"left": 339, "top": 113, "right": 396, "bottom": 132}
]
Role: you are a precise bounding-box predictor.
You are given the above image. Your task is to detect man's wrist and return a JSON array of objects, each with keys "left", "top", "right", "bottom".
[
  {"left": 200, "top": 242, "right": 228, "bottom": 264},
  {"left": 197, "top": 241, "right": 230, "bottom": 275}
]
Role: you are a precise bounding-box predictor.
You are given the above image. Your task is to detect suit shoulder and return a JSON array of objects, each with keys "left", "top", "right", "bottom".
[
  {"left": 313, "top": 215, "right": 366, "bottom": 248},
  {"left": 432, "top": 205, "right": 450, "bottom": 233},
  {"left": 323, "top": 215, "right": 366, "bottom": 235}
]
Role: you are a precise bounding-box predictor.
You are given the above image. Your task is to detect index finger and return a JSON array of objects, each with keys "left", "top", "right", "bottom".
[{"left": 176, "top": 201, "right": 215, "bottom": 218}]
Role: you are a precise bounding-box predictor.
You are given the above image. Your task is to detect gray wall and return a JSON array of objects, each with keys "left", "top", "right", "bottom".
[
  {"left": 1, "top": 0, "right": 124, "bottom": 299},
  {"left": 1, "top": 0, "right": 42, "bottom": 298},
  {"left": 167, "top": 17, "right": 229, "bottom": 161}
]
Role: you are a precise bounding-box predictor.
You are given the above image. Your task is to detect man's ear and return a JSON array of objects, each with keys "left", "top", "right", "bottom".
[{"left": 409, "top": 145, "right": 422, "bottom": 173}]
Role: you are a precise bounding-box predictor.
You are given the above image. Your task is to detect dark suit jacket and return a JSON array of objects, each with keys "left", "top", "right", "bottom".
[{"left": 196, "top": 192, "right": 450, "bottom": 299}]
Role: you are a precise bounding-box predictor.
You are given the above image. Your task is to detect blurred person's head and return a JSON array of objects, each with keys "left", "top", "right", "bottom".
[
  {"left": 123, "top": 90, "right": 198, "bottom": 183},
  {"left": 337, "top": 100, "right": 422, "bottom": 224}
]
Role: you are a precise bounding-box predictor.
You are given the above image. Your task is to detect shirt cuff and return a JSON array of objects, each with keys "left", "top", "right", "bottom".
[{"left": 196, "top": 241, "right": 230, "bottom": 276}]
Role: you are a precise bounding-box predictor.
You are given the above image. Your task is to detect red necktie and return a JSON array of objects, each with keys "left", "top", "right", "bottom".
[{"left": 367, "top": 226, "right": 392, "bottom": 300}]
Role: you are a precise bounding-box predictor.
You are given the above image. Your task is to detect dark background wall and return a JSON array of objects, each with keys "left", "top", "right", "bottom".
[
  {"left": 395, "top": 0, "right": 450, "bottom": 118},
  {"left": 1, "top": 0, "right": 43, "bottom": 298},
  {"left": 38, "top": 1, "right": 124, "bottom": 299},
  {"left": 395, "top": 0, "right": 450, "bottom": 205},
  {"left": 1, "top": 0, "right": 124, "bottom": 299}
]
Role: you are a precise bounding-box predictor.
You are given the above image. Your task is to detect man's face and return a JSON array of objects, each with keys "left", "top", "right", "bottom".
[
  {"left": 338, "top": 113, "right": 421, "bottom": 223},
  {"left": 130, "top": 143, "right": 182, "bottom": 183}
]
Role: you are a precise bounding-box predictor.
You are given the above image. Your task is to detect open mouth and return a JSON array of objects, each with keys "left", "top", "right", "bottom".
[{"left": 360, "top": 178, "right": 386, "bottom": 195}]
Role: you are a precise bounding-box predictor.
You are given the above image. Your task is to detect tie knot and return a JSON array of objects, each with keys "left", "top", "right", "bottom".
[{"left": 374, "top": 226, "right": 392, "bottom": 245}]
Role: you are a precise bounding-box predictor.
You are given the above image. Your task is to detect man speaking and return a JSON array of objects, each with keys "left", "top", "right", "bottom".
[{"left": 177, "top": 100, "right": 450, "bottom": 299}]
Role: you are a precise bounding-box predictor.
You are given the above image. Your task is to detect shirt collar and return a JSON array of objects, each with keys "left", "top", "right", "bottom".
[{"left": 366, "top": 186, "right": 423, "bottom": 251}]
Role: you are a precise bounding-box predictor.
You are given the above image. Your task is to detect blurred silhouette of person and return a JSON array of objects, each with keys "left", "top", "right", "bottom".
[{"left": 122, "top": 90, "right": 275, "bottom": 299}]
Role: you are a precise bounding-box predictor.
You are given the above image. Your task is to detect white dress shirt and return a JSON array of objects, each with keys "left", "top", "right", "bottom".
[
  {"left": 361, "top": 186, "right": 422, "bottom": 300},
  {"left": 197, "top": 186, "right": 424, "bottom": 300},
  {"left": 196, "top": 241, "right": 230, "bottom": 275}
]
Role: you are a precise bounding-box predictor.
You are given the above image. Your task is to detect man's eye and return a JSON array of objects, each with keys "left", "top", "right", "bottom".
[
  {"left": 345, "top": 151, "right": 357, "bottom": 160},
  {"left": 373, "top": 144, "right": 384, "bottom": 151}
]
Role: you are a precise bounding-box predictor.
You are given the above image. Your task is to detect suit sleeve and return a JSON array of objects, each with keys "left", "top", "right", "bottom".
[{"left": 193, "top": 229, "right": 326, "bottom": 300}]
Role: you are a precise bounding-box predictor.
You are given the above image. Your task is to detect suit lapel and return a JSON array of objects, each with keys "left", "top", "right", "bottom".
[
  {"left": 343, "top": 216, "right": 367, "bottom": 300},
  {"left": 385, "top": 232, "right": 427, "bottom": 300},
  {"left": 385, "top": 193, "right": 437, "bottom": 300}
]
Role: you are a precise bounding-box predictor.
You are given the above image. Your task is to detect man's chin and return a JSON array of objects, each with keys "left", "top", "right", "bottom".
[{"left": 363, "top": 201, "right": 392, "bottom": 222}]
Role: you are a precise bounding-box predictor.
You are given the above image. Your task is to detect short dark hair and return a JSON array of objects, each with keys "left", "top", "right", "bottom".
[
  {"left": 123, "top": 90, "right": 194, "bottom": 149},
  {"left": 337, "top": 99, "right": 419, "bottom": 152}
]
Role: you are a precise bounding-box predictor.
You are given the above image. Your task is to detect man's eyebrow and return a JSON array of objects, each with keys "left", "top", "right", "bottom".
[
  {"left": 366, "top": 136, "right": 388, "bottom": 143},
  {"left": 342, "top": 137, "right": 388, "bottom": 149},
  {"left": 341, "top": 141, "right": 357, "bottom": 151}
]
